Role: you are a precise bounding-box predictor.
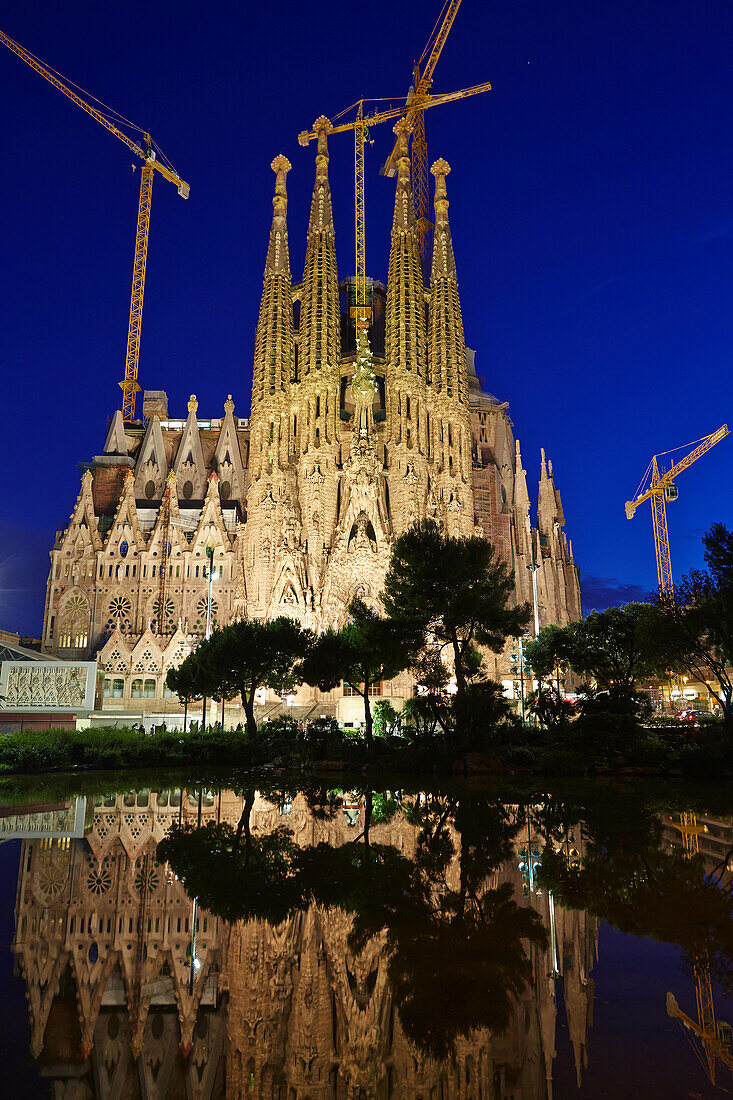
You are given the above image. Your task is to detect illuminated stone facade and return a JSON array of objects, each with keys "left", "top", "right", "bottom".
[
  {"left": 41, "top": 117, "right": 581, "bottom": 715},
  {"left": 13, "top": 791, "right": 597, "bottom": 1097}
]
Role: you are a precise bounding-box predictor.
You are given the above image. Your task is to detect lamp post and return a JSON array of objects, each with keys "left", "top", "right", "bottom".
[{"left": 526, "top": 548, "right": 540, "bottom": 639}]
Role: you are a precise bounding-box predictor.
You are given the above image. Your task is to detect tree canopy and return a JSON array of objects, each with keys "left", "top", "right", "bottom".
[
  {"left": 383, "top": 519, "right": 529, "bottom": 696},
  {"left": 300, "top": 598, "right": 417, "bottom": 746},
  {"left": 651, "top": 522, "right": 733, "bottom": 734}
]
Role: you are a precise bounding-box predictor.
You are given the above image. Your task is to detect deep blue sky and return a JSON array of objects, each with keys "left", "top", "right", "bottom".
[{"left": 1, "top": 0, "right": 731, "bottom": 635}]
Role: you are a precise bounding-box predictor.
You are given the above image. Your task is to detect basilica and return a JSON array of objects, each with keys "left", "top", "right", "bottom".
[{"left": 41, "top": 116, "right": 581, "bottom": 721}]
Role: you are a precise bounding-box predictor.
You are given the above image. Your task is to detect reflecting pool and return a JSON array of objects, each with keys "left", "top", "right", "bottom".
[{"left": 1, "top": 778, "right": 732, "bottom": 1097}]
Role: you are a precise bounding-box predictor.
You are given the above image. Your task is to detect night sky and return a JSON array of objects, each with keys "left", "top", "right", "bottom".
[{"left": 1, "top": 0, "right": 731, "bottom": 635}]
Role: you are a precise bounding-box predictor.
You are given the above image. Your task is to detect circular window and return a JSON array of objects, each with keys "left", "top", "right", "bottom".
[
  {"left": 108, "top": 595, "right": 131, "bottom": 626},
  {"left": 145, "top": 480, "right": 156, "bottom": 500},
  {"left": 220, "top": 480, "right": 231, "bottom": 500},
  {"left": 88, "top": 942, "right": 99, "bottom": 965},
  {"left": 86, "top": 856, "right": 113, "bottom": 895},
  {"left": 182, "top": 480, "right": 194, "bottom": 500},
  {"left": 119, "top": 540, "right": 128, "bottom": 558}
]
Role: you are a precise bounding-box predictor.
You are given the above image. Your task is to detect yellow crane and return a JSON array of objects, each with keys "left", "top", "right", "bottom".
[
  {"left": 381, "top": 0, "right": 465, "bottom": 260},
  {"left": 667, "top": 812, "right": 733, "bottom": 1087},
  {"left": 298, "top": 79, "right": 491, "bottom": 334},
  {"left": 625, "top": 425, "right": 729, "bottom": 593},
  {"left": 0, "top": 28, "right": 189, "bottom": 422}
]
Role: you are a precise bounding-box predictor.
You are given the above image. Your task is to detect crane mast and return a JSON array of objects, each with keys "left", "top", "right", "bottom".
[
  {"left": 383, "top": 0, "right": 465, "bottom": 258},
  {"left": 0, "top": 27, "right": 189, "bottom": 421},
  {"left": 625, "top": 424, "right": 729, "bottom": 592},
  {"left": 667, "top": 812, "right": 733, "bottom": 1086},
  {"left": 299, "top": 79, "right": 491, "bottom": 334}
]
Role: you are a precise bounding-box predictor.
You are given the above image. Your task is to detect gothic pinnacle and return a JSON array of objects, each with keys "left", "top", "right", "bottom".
[
  {"left": 265, "top": 154, "right": 292, "bottom": 276},
  {"left": 300, "top": 116, "right": 339, "bottom": 375},
  {"left": 430, "top": 157, "right": 457, "bottom": 280},
  {"left": 428, "top": 157, "right": 464, "bottom": 395},
  {"left": 391, "top": 118, "right": 414, "bottom": 230},
  {"left": 307, "top": 116, "right": 335, "bottom": 234}
]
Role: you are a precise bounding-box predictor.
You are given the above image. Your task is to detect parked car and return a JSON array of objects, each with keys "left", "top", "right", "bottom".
[{"left": 677, "top": 708, "right": 712, "bottom": 726}]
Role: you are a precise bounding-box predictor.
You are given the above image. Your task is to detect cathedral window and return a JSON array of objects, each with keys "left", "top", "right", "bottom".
[
  {"left": 342, "top": 681, "right": 383, "bottom": 697},
  {"left": 106, "top": 595, "right": 132, "bottom": 634},
  {"left": 111, "top": 679, "right": 124, "bottom": 699},
  {"left": 145, "top": 480, "right": 156, "bottom": 500},
  {"left": 132, "top": 565, "right": 136, "bottom": 577},
  {"left": 144, "top": 679, "right": 156, "bottom": 699},
  {"left": 119, "top": 541, "right": 129, "bottom": 558},
  {"left": 182, "top": 480, "right": 194, "bottom": 500},
  {"left": 131, "top": 679, "right": 143, "bottom": 699},
  {"left": 103, "top": 678, "right": 111, "bottom": 698}
]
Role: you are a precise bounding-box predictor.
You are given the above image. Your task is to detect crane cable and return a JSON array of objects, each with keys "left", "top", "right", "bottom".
[
  {"left": 7, "top": 33, "right": 180, "bottom": 176},
  {"left": 631, "top": 431, "right": 716, "bottom": 501}
]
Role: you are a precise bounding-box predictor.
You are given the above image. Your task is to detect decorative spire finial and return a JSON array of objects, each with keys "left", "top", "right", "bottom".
[
  {"left": 271, "top": 154, "right": 291, "bottom": 211},
  {"left": 224, "top": 394, "right": 235, "bottom": 414},
  {"left": 188, "top": 394, "right": 198, "bottom": 413},
  {"left": 431, "top": 158, "right": 451, "bottom": 218},
  {"left": 393, "top": 119, "right": 412, "bottom": 178},
  {"left": 312, "top": 115, "right": 333, "bottom": 162}
]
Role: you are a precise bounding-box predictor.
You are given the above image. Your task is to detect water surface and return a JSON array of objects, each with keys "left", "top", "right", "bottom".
[{"left": 1, "top": 775, "right": 731, "bottom": 1097}]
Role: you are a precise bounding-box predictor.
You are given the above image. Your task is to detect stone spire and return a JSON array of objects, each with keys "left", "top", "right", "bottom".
[
  {"left": 385, "top": 120, "right": 427, "bottom": 377},
  {"left": 428, "top": 158, "right": 467, "bottom": 400},
  {"left": 514, "top": 439, "right": 530, "bottom": 512},
  {"left": 253, "top": 155, "right": 294, "bottom": 403},
  {"left": 299, "top": 117, "right": 340, "bottom": 378},
  {"left": 538, "top": 447, "right": 560, "bottom": 533}
]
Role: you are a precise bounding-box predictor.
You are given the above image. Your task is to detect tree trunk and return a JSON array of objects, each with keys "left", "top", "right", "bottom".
[
  {"left": 362, "top": 685, "right": 374, "bottom": 750},
  {"left": 221, "top": 696, "right": 225, "bottom": 730},
  {"left": 452, "top": 633, "right": 467, "bottom": 696},
  {"left": 183, "top": 698, "right": 188, "bottom": 734},
  {"left": 242, "top": 687, "right": 258, "bottom": 738},
  {"left": 233, "top": 788, "right": 255, "bottom": 856},
  {"left": 202, "top": 695, "right": 208, "bottom": 732}
]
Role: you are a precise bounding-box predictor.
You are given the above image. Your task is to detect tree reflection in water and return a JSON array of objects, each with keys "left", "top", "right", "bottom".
[{"left": 159, "top": 788, "right": 548, "bottom": 1060}]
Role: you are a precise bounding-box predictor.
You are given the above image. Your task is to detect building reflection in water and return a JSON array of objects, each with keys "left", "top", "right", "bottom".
[{"left": 12, "top": 788, "right": 598, "bottom": 1098}]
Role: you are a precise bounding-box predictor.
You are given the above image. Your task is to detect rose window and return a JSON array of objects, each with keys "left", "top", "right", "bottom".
[
  {"left": 134, "top": 857, "right": 160, "bottom": 897},
  {"left": 37, "top": 853, "right": 68, "bottom": 902},
  {"left": 153, "top": 596, "right": 175, "bottom": 624},
  {"left": 193, "top": 597, "right": 218, "bottom": 634},
  {"left": 86, "top": 855, "right": 113, "bottom": 895},
  {"left": 106, "top": 595, "right": 132, "bottom": 635}
]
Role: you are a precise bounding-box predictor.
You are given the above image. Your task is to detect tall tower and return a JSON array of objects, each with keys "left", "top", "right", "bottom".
[
  {"left": 427, "top": 158, "right": 474, "bottom": 536},
  {"left": 294, "top": 117, "right": 342, "bottom": 605},
  {"left": 244, "top": 155, "right": 299, "bottom": 619},
  {"left": 384, "top": 120, "right": 431, "bottom": 534}
]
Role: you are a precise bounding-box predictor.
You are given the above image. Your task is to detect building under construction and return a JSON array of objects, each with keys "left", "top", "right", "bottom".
[{"left": 39, "top": 117, "right": 581, "bottom": 721}]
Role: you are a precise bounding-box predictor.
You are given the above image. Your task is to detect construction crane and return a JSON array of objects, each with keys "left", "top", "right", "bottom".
[
  {"left": 0, "top": 28, "right": 189, "bottom": 422},
  {"left": 381, "top": 0, "right": 465, "bottom": 260},
  {"left": 298, "top": 79, "right": 491, "bottom": 334},
  {"left": 625, "top": 425, "right": 729, "bottom": 593},
  {"left": 667, "top": 812, "right": 733, "bottom": 1086}
]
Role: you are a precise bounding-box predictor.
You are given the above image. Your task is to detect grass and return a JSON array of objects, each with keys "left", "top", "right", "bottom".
[{"left": 0, "top": 716, "right": 729, "bottom": 780}]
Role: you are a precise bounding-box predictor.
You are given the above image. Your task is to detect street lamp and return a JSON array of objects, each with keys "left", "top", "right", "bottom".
[{"left": 526, "top": 547, "right": 540, "bottom": 639}]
